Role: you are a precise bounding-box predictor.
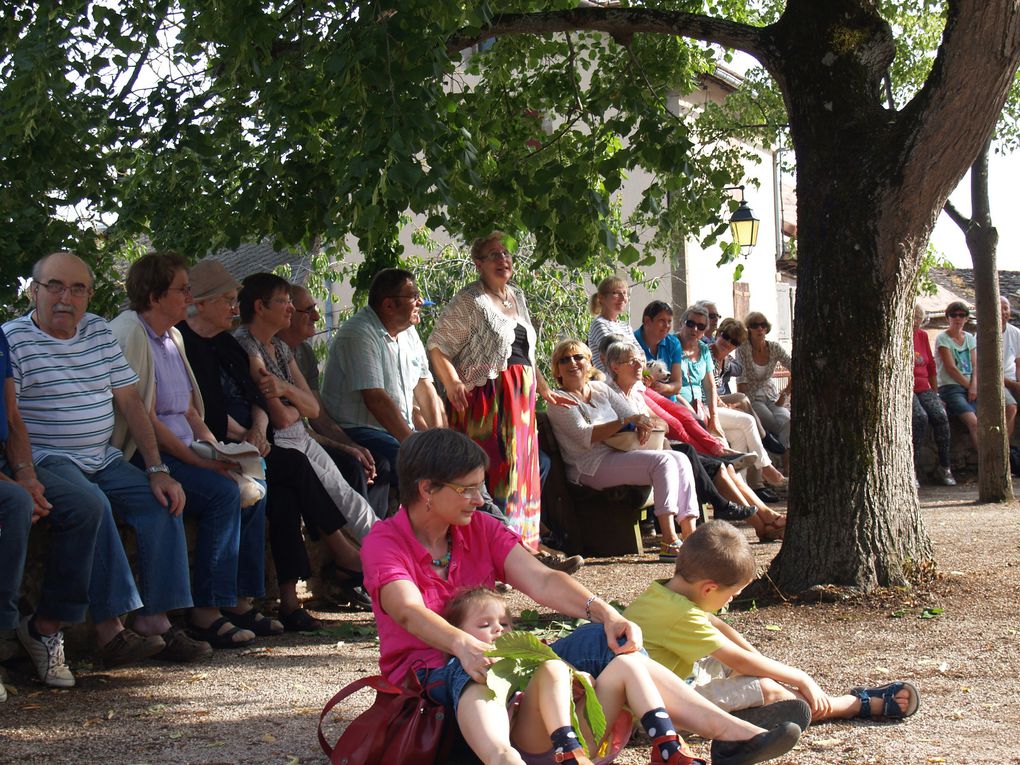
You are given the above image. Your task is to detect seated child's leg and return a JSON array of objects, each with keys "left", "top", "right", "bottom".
[
  {"left": 509, "top": 659, "right": 585, "bottom": 759},
  {"left": 457, "top": 681, "right": 527, "bottom": 765}
]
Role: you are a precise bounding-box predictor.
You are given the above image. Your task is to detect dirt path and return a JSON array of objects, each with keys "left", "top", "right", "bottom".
[{"left": 2, "top": 486, "right": 1018, "bottom": 764}]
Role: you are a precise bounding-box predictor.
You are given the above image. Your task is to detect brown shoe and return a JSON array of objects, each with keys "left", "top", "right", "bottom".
[
  {"left": 97, "top": 628, "right": 166, "bottom": 668},
  {"left": 536, "top": 552, "right": 584, "bottom": 575},
  {"left": 154, "top": 624, "right": 213, "bottom": 663}
]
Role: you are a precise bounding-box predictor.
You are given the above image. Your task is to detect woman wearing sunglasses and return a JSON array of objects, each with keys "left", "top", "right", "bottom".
[
  {"left": 935, "top": 301, "right": 979, "bottom": 448},
  {"left": 677, "top": 307, "right": 788, "bottom": 496},
  {"left": 735, "top": 312, "right": 792, "bottom": 454},
  {"left": 545, "top": 339, "right": 699, "bottom": 560}
]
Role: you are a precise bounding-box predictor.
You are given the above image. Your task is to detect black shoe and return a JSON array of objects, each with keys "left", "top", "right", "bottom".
[
  {"left": 731, "top": 699, "right": 812, "bottom": 732},
  {"left": 762, "top": 432, "right": 786, "bottom": 454},
  {"left": 754, "top": 487, "right": 780, "bottom": 503},
  {"left": 322, "top": 563, "right": 372, "bottom": 610},
  {"left": 711, "top": 722, "right": 802, "bottom": 765},
  {"left": 714, "top": 502, "right": 757, "bottom": 522}
]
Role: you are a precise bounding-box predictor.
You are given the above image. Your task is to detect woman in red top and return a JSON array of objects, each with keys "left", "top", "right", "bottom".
[{"left": 912, "top": 304, "right": 955, "bottom": 485}]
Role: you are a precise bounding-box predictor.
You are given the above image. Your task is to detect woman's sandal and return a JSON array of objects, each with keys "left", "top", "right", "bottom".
[
  {"left": 187, "top": 616, "right": 255, "bottom": 649},
  {"left": 227, "top": 607, "right": 283, "bottom": 637},
  {"left": 279, "top": 607, "right": 323, "bottom": 633},
  {"left": 757, "top": 517, "right": 785, "bottom": 543},
  {"left": 849, "top": 680, "right": 920, "bottom": 720}
]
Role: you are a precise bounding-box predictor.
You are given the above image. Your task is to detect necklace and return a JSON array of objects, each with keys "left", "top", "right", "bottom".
[
  {"left": 430, "top": 531, "right": 452, "bottom": 568},
  {"left": 484, "top": 283, "right": 513, "bottom": 309}
]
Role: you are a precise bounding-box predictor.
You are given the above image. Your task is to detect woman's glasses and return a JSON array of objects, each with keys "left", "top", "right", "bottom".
[
  {"left": 947, "top": 311, "right": 969, "bottom": 318},
  {"left": 440, "top": 481, "right": 486, "bottom": 500},
  {"left": 719, "top": 332, "right": 741, "bottom": 347},
  {"left": 557, "top": 353, "right": 587, "bottom": 365},
  {"left": 684, "top": 319, "right": 707, "bottom": 332}
]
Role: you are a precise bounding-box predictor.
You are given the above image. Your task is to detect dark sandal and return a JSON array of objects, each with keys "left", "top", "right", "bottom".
[
  {"left": 187, "top": 616, "right": 255, "bottom": 649},
  {"left": 850, "top": 680, "right": 920, "bottom": 719},
  {"left": 279, "top": 607, "right": 323, "bottom": 633},
  {"left": 757, "top": 518, "right": 785, "bottom": 543},
  {"left": 227, "top": 608, "right": 283, "bottom": 637}
]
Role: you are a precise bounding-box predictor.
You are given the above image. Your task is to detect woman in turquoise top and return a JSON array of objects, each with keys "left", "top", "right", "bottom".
[
  {"left": 676, "top": 304, "right": 721, "bottom": 435},
  {"left": 935, "top": 301, "right": 979, "bottom": 447}
]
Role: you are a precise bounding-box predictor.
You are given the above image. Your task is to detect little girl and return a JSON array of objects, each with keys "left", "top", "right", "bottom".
[{"left": 443, "top": 587, "right": 706, "bottom": 765}]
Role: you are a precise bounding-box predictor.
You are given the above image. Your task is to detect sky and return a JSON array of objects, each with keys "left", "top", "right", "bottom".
[{"left": 930, "top": 151, "right": 1020, "bottom": 272}]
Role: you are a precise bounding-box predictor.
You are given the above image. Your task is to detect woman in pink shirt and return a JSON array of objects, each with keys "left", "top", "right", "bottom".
[
  {"left": 912, "top": 304, "right": 955, "bottom": 485},
  {"left": 361, "top": 429, "right": 795, "bottom": 765}
]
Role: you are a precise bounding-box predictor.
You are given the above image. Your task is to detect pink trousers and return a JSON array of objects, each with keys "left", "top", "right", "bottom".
[{"left": 579, "top": 449, "right": 699, "bottom": 521}]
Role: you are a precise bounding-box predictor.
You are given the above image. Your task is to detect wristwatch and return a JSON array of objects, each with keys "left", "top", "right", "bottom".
[{"left": 145, "top": 463, "right": 171, "bottom": 476}]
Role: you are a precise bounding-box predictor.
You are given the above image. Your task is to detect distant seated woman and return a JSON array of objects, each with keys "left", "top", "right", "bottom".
[
  {"left": 935, "top": 301, "right": 979, "bottom": 448},
  {"left": 604, "top": 340, "right": 786, "bottom": 542},
  {"left": 735, "top": 312, "right": 793, "bottom": 452},
  {"left": 544, "top": 340, "right": 699, "bottom": 560},
  {"left": 912, "top": 304, "right": 955, "bottom": 486}
]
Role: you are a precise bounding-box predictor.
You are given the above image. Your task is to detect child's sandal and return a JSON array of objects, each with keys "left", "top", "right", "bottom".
[{"left": 849, "top": 680, "right": 920, "bottom": 719}]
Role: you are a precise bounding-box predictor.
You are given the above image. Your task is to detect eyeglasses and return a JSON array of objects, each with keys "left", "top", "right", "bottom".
[
  {"left": 707, "top": 313, "right": 720, "bottom": 320},
  {"left": 719, "top": 332, "right": 741, "bottom": 347},
  {"left": 166, "top": 284, "right": 192, "bottom": 296},
  {"left": 269, "top": 296, "right": 293, "bottom": 306},
  {"left": 684, "top": 319, "right": 707, "bottom": 332},
  {"left": 747, "top": 322, "right": 769, "bottom": 330},
  {"left": 947, "top": 311, "right": 969, "bottom": 318},
  {"left": 479, "top": 249, "right": 512, "bottom": 262},
  {"left": 385, "top": 293, "right": 422, "bottom": 302},
  {"left": 557, "top": 353, "right": 587, "bottom": 365},
  {"left": 440, "top": 481, "right": 486, "bottom": 500},
  {"left": 35, "top": 280, "right": 92, "bottom": 298},
  {"left": 216, "top": 294, "right": 239, "bottom": 308},
  {"left": 294, "top": 305, "right": 320, "bottom": 316}
]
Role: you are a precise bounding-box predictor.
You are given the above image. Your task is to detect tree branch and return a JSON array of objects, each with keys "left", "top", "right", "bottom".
[
  {"left": 446, "top": 7, "right": 767, "bottom": 63},
  {"left": 943, "top": 199, "right": 970, "bottom": 231}
]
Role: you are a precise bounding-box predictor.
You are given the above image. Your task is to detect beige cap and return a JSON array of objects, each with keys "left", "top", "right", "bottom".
[{"left": 189, "top": 259, "right": 241, "bottom": 301}]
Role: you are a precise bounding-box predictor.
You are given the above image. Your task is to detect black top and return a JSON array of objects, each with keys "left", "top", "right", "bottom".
[
  {"left": 507, "top": 323, "right": 531, "bottom": 367},
  {"left": 176, "top": 321, "right": 271, "bottom": 443}
]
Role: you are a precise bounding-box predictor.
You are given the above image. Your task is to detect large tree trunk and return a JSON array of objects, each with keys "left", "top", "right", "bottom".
[{"left": 753, "top": 0, "right": 1019, "bottom": 593}]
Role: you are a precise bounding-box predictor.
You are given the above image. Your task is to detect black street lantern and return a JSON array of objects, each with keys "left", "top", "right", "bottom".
[{"left": 727, "top": 186, "right": 760, "bottom": 250}]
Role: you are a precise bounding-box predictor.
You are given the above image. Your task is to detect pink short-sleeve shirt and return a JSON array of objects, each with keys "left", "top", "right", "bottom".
[{"left": 362, "top": 507, "right": 521, "bottom": 683}]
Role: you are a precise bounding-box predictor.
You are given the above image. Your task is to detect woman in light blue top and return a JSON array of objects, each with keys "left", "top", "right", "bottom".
[{"left": 935, "top": 301, "right": 979, "bottom": 447}]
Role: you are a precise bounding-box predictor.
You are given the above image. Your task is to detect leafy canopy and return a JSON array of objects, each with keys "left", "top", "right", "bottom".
[{"left": 1, "top": 1, "right": 761, "bottom": 304}]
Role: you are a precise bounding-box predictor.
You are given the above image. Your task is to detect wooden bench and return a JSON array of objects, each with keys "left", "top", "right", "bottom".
[{"left": 538, "top": 412, "right": 652, "bottom": 557}]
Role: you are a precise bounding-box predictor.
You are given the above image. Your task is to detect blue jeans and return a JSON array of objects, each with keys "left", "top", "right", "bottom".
[
  {"left": 939, "top": 383, "right": 977, "bottom": 417},
  {"left": 0, "top": 477, "right": 34, "bottom": 630},
  {"left": 40, "top": 454, "right": 191, "bottom": 620},
  {"left": 132, "top": 453, "right": 247, "bottom": 608},
  {"left": 550, "top": 622, "right": 648, "bottom": 678},
  {"left": 345, "top": 427, "right": 401, "bottom": 487}
]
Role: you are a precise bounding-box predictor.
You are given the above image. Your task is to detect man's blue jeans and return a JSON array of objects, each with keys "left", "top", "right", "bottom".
[
  {"left": 40, "top": 454, "right": 191, "bottom": 621},
  {"left": 0, "top": 478, "right": 35, "bottom": 630}
]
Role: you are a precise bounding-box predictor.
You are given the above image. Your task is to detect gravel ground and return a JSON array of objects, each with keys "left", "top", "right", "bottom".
[{"left": 2, "top": 484, "right": 1019, "bottom": 764}]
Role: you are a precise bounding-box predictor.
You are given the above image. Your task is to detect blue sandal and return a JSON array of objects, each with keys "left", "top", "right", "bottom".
[{"left": 850, "top": 680, "right": 920, "bottom": 719}]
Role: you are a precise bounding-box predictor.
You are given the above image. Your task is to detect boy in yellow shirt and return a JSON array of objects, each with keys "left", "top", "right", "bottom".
[{"left": 624, "top": 521, "right": 920, "bottom": 723}]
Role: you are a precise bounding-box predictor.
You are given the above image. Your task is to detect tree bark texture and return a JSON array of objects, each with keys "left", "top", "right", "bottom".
[{"left": 965, "top": 142, "right": 1013, "bottom": 501}]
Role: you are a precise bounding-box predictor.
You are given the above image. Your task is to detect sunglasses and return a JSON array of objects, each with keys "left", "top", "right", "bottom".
[
  {"left": 719, "top": 332, "right": 741, "bottom": 347},
  {"left": 947, "top": 311, "right": 969, "bottom": 318},
  {"left": 684, "top": 319, "right": 707, "bottom": 332},
  {"left": 747, "top": 322, "right": 769, "bottom": 330},
  {"left": 557, "top": 353, "right": 587, "bottom": 365},
  {"left": 707, "top": 313, "right": 720, "bottom": 320}
]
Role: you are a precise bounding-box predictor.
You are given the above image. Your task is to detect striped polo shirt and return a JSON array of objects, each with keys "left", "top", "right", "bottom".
[{"left": 3, "top": 312, "right": 139, "bottom": 472}]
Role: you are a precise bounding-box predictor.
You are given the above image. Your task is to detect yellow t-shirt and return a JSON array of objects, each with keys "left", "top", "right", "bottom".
[{"left": 623, "top": 580, "right": 726, "bottom": 680}]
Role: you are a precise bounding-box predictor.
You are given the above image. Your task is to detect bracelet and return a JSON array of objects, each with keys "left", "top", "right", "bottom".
[
  {"left": 584, "top": 594, "right": 598, "bottom": 622},
  {"left": 11, "top": 461, "right": 34, "bottom": 474}
]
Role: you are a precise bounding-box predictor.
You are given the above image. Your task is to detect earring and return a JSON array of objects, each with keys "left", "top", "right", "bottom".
[{"left": 426, "top": 495, "right": 432, "bottom": 512}]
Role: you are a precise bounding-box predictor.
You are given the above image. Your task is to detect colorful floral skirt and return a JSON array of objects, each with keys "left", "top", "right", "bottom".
[{"left": 450, "top": 364, "right": 541, "bottom": 549}]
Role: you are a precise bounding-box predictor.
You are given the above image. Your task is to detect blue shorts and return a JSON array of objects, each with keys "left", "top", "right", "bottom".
[
  {"left": 549, "top": 622, "right": 648, "bottom": 678},
  {"left": 939, "top": 384, "right": 977, "bottom": 416},
  {"left": 418, "top": 657, "right": 475, "bottom": 715}
]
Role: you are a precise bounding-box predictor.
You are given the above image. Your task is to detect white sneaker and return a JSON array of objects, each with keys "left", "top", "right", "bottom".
[
  {"left": 937, "top": 466, "right": 957, "bottom": 486},
  {"left": 16, "top": 616, "right": 75, "bottom": 688}
]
